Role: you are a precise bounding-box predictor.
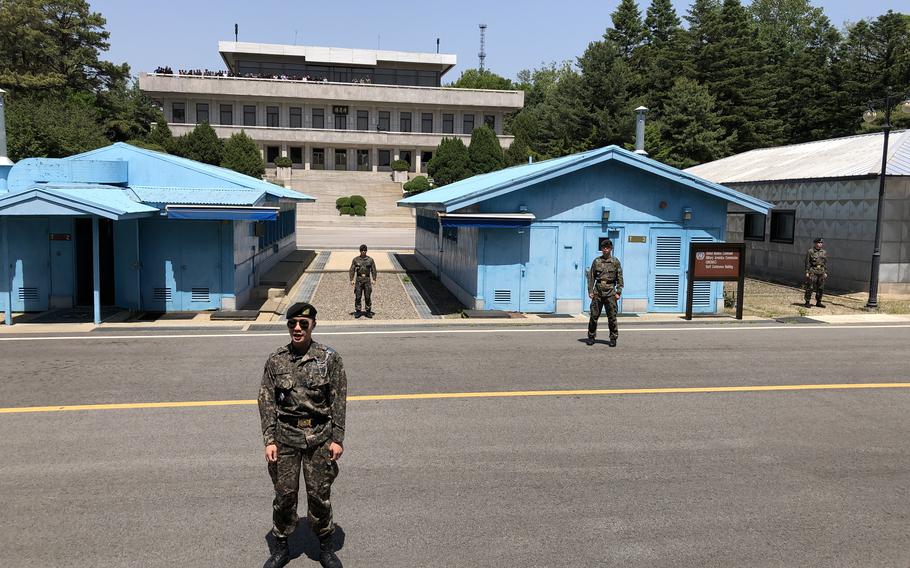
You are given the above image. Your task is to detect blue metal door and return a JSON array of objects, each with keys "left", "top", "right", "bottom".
[
  {"left": 9, "top": 219, "right": 50, "bottom": 312},
  {"left": 178, "top": 221, "right": 222, "bottom": 311},
  {"left": 482, "top": 229, "right": 522, "bottom": 311},
  {"left": 582, "top": 227, "right": 623, "bottom": 313},
  {"left": 648, "top": 228, "right": 684, "bottom": 312},
  {"left": 519, "top": 226, "right": 557, "bottom": 312},
  {"left": 139, "top": 219, "right": 181, "bottom": 311}
]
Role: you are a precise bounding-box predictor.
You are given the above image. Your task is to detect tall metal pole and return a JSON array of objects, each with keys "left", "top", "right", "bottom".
[{"left": 866, "top": 100, "right": 892, "bottom": 309}]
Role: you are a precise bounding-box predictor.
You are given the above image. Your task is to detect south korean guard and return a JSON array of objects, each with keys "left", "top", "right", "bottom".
[
  {"left": 587, "top": 239, "right": 624, "bottom": 347},
  {"left": 349, "top": 244, "right": 377, "bottom": 318},
  {"left": 804, "top": 237, "right": 827, "bottom": 308},
  {"left": 259, "top": 302, "right": 347, "bottom": 568}
]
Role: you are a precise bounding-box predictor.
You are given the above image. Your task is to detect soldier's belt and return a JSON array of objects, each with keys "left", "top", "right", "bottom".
[{"left": 278, "top": 415, "right": 324, "bottom": 428}]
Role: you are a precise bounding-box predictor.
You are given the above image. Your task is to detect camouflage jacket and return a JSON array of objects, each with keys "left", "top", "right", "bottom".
[
  {"left": 258, "top": 341, "right": 347, "bottom": 449},
  {"left": 588, "top": 256, "right": 624, "bottom": 295},
  {"left": 805, "top": 249, "right": 827, "bottom": 274},
  {"left": 349, "top": 255, "right": 377, "bottom": 282}
]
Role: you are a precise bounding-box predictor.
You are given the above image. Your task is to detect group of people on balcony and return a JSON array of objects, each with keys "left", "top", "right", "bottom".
[{"left": 152, "top": 66, "right": 373, "bottom": 84}]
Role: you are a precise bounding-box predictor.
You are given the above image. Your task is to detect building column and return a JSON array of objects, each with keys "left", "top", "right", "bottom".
[
  {"left": 1, "top": 217, "right": 11, "bottom": 326},
  {"left": 371, "top": 147, "right": 378, "bottom": 172},
  {"left": 414, "top": 151, "right": 421, "bottom": 174},
  {"left": 281, "top": 143, "right": 288, "bottom": 158},
  {"left": 92, "top": 216, "right": 101, "bottom": 326},
  {"left": 304, "top": 145, "right": 311, "bottom": 170}
]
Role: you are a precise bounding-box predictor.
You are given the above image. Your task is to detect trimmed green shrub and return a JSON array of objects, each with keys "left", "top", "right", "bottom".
[
  {"left": 353, "top": 205, "right": 366, "bottom": 216},
  {"left": 427, "top": 137, "right": 471, "bottom": 186},
  {"left": 336, "top": 197, "right": 352, "bottom": 208},
  {"left": 391, "top": 159, "right": 410, "bottom": 172},
  {"left": 468, "top": 125, "right": 505, "bottom": 174},
  {"left": 221, "top": 131, "right": 265, "bottom": 178},
  {"left": 273, "top": 156, "right": 292, "bottom": 168},
  {"left": 403, "top": 175, "right": 430, "bottom": 194},
  {"left": 349, "top": 195, "right": 366, "bottom": 208},
  {"left": 339, "top": 206, "right": 353, "bottom": 215}
]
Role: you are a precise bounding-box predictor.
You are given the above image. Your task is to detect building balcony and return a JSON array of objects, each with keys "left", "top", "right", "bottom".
[
  {"left": 139, "top": 73, "right": 524, "bottom": 110},
  {"left": 168, "top": 123, "right": 514, "bottom": 149}
]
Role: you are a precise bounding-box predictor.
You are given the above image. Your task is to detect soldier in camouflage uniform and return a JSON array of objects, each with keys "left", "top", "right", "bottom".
[
  {"left": 804, "top": 237, "right": 827, "bottom": 308},
  {"left": 259, "top": 302, "right": 347, "bottom": 568},
  {"left": 349, "top": 244, "right": 377, "bottom": 318},
  {"left": 587, "top": 239, "right": 624, "bottom": 347}
]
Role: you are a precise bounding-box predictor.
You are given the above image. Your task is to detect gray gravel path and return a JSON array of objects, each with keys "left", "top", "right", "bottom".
[{"left": 308, "top": 272, "right": 419, "bottom": 320}]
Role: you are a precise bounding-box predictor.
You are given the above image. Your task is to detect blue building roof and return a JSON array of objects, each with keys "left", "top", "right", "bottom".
[
  {"left": 0, "top": 183, "right": 159, "bottom": 219},
  {"left": 399, "top": 145, "right": 772, "bottom": 214}
]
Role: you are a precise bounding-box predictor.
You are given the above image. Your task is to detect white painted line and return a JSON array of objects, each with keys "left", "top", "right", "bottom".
[{"left": 0, "top": 323, "right": 910, "bottom": 342}]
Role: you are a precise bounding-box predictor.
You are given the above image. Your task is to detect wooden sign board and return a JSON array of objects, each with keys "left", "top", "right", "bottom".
[
  {"left": 686, "top": 242, "right": 746, "bottom": 320},
  {"left": 693, "top": 249, "right": 741, "bottom": 280}
]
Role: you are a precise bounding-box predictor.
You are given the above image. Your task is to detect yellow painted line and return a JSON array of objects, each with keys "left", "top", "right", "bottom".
[{"left": 1, "top": 382, "right": 909, "bottom": 414}]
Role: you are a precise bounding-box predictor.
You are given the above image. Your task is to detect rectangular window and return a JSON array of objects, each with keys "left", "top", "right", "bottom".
[
  {"left": 417, "top": 70, "right": 437, "bottom": 87},
  {"left": 442, "top": 113, "right": 454, "bottom": 134},
  {"left": 312, "top": 148, "right": 325, "bottom": 170},
  {"left": 290, "top": 147, "right": 303, "bottom": 165},
  {"left": 289, "top": 107, "right": 302, "bottom": 128},
  {"left": 243, "top": 105, "right": 256, "bottom": 126},
  {"left": 219, "top": 104, "right": 233, "bottom": 125},
  {"left": 400, "top": 111, "right": 412, "bottom": 132},
  {"left": 375, "top": 69, "right": 395, "bottom": 85},
  {"left": 421, "top": 113, "right": 433, "bottom": 133},
  {"left": 420, "top": 151, "right": 433, "bottom": 173},
  {"left": 769, "top": 210, "right": 795, "bottom": 244},
  {"left": 378, "top": 149, "right": 391, "bottom": 169},
  {"left": 266, "top": 106, "right": 279, "bottom": 127},
  {"left": 196, "top": 103, "right": 209, "bottom": 124},
  {"left": 312, "top": 108, "right": 325, "bottom": 129},
  {"left": 484, "top": 114, "right": 496, "bottom": 130},
  {"left": 463, "top": 113, "right": 475, "bottom": 134},
  {"left": 266, "top": 146, "right": 280, "bottom": 163},
  {"left": 334, "top": 114, "right": 347, "bottom": 130},
  {"left": 356, "top": 110, "right": 369, "bottom": 130},
  {"left": 744, "top": 213, "right": 766, "bottom": 241},
  {"left": 357, "top": 149, "right": 370, "bottom": 171},
  {"left": 334, "top": 149, "right": 347, "bottom": 169},
  {"left": 172, "top": 102, "right": 185, "bottom": 123},
  {"left": 378, "top": 111, "right": 390, "bottom": 131}
]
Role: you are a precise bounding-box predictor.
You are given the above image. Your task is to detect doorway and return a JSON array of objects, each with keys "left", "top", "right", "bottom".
[{"left": 74, "top": 218, "right": 115, "bottom": 306}]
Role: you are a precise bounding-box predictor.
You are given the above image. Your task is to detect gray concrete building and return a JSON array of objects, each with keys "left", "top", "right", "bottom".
[
  {"left": 686, "top": 130, "right": 910, "bottom": 295},
  {"left": 139, "top": 42, "right": 524, "bottom": 174}
]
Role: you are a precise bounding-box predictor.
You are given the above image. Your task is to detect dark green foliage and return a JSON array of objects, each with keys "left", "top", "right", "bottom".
[
  {"left": 353, "top": 205, "right": 366, "bottom": 216},
  {"left": 427, "top": 137, "right": 472, "bottom": 186},
  {"left": 173, "top": 122, "right": 223, "bottom": 165},
  {"left": 349, "top": 195, "right": 366, "bottom": 208},
  {"left": 221, "top": 131, "right": 265, "bottom": 178},
  {"left": 391, "top": 159, "right": 410, "bottom": 171},
  {"left": 6, "top": 90, "right": 108, "bottom": 161},
  {"left": 147, "top": 118, "right": 174, "bottom": 152},
  {"left": 578, "top": 40, "right": 636, "bottom": 148},
  {"left": 606, "top": 0, "right": 644, "bottom": 60},
  {"left": 339, "top": 206, "right": 353, "bottom": 216},
  {"left": 273, "top": 156, "right": 292, "bottom": 168},
  {"left": 403, "top": 175, "right": 431, "bottom": 193},
  {"left": 449, "top": 69, "right": 513, "bottom": 90},
  {"left": 125, "top": 139, "right": 167, "bottom": 153},
  {"left": 504, "top": 136, "right": 532, "bottom": 166},
  {"left": 336, "top": 197, "right": 351, "bottom": 208},
  {"left": 468, "top": 125, "right": 505, "bottom": 174}
]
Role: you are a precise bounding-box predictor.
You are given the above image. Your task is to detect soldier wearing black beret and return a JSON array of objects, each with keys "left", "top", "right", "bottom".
[
  {"left": 258, "top": 302, "right": 347, "bottom": 567},
  {"left": 804, "top": 237, "right": 827, "bottom": 308}
]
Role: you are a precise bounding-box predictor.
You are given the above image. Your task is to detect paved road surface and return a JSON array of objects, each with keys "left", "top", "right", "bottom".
[
  {"left": 297, "top": 227, "right": 414, "bottom": 250},
  {"left": 1, "top": 324, "right": 908, "bottom": 566}
]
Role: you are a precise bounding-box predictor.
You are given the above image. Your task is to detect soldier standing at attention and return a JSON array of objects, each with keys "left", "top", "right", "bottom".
[
  {"left": 587, "top": 239, "right": 624, "bottom": 347},
  {"left": 804, "top": 237, "right": 827, "bottom": 308},
  {"left": 349, "top": 244, "right": 377, "bottom": 318},
  {"left": 259, "top": 302, "right": 347, "bottom": 568}
]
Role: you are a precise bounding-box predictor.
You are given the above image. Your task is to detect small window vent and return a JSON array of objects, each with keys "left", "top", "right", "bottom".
[
  {"left": 18, "top": 287, "right": 38, "bottom": 301},
  {"left": 153, "top": 287, "right": 172, "bottom": 301},
  {"left": 493, "top": 290, "right": 511, "bottom": 303},
  {"left": 528, "top": 290, "right": 546, "bottom": 303},
  {"left": 191, "top": 288, "right": 210, "bottom": 302}
]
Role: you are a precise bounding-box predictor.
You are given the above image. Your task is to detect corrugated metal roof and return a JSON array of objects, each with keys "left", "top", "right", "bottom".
[
  {"left": 130, "top": 186, "right": 270, "bottom": 205},
  {"left": 685, "top": 130, "right": 910, "bottom": 184},
  {"left": 0, "top": 183, "right": 159, "bottom": 218},
  {"left": 399, "top": 145, "right": 772, "bottom": 214}
]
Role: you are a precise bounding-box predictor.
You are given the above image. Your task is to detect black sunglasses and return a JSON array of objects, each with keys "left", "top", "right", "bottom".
[{"left": 286, "top": 319, "right": 311, "bottom": 330}]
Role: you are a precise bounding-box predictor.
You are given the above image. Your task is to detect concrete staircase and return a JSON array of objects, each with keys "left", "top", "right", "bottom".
[{"left": 291, "top": 170, "right": 416, "bottom": 229}]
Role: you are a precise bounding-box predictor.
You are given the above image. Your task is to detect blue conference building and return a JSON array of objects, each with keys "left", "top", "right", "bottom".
[
  {"left": 0, "top": 143, "right": 312, "bottom": 324},
  {"left": 399, "top": 146, "right": 772, "bottom": 314}
]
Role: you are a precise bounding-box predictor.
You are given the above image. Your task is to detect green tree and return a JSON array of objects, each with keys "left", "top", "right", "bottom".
[
  {"left": 6, "top": 90, "right": 108, "bottom": 161},
  {"left": 449, "top": 69, "right": 513, "bottom": 90},
  {"left": 147, "top": 118, "right": 174, "bottom": 151},
  {"left": 504, "top": 135, "right": 533, "bottom": 166},
  {"left": 427, "top": 137, "right": 472, "bottom": 186},
  {"left": 639, "top": 0, "right": 686, "bottom": 114},
  {"left": 221, "top": 131, "right": 265, "bottom": 178},
  {"left": 606, "top": 0, "right": 644, "bottom": 60},
  {"left": 174, "top": 122, "right": 223, "bottom": 165},
  {"left": 647, "top": 77, "right": 730, "bottom": 168},
  {"left": 97, "top": 79, "right": 162, "bottom": 142},
  {"left": 578, "top": 39, "right": 636, "bottom": 148},
  {"left": 468, "top": 125, "right": 505, "bottom": 174}
]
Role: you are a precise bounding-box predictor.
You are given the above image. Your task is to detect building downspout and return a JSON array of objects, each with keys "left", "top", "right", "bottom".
[
  {"left": 92, "top": 216, "right": 101, "bottom": 325},
  {"left": 2, "top": 217, "right": 10, "bottom": 326},
  {"left": 135, "top": 220, "right": 142, "bottom": 312}
]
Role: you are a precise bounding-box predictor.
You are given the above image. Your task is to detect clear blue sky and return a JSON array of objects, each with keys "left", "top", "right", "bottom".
[{"left": 89, "top": 0, "right": 906, "bottom": 82}]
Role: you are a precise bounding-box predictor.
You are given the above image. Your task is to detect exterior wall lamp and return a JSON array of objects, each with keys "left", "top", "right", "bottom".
[
  {"left": 682, "top": 207, "right": 693, "bottom": 222},
  {"left": 602, "top": 207, "right": 611, "bottom": 224}
]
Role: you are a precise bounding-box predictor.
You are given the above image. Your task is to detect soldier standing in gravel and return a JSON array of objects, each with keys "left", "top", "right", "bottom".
[
  {"left": 804, "top": 237, "right": 827, "bottom": 308},
  {"left": 259, "top": 302, "right": 347, "bottom": 568},
  {"left": 349, "top": 244, "right": 377, "bottom": 318},
  {"left": 587, "top": 239, "right": 624, "bottom": 347}
]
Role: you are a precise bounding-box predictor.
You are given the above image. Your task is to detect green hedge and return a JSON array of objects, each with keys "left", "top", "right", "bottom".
[
  {"left": 403, "top": 175, "right": 430, "bottom": 193},
  {"left": 273, "top": 156, "right": 292, "bottom": 168},
  {"left": 336, "top": 196, "right": 351, "bottom": 208},
  {"left": 350, "top": 195, "right": 366, "bottom": 208},
  {"left": 339, "top": 206, "right": 353, "bottom": 215},
  {"left": 391, "top": 159, "right": 410, "bottom": 172},
  {"left": 353, "top": 205, "right": 366, "bottom": 216}
]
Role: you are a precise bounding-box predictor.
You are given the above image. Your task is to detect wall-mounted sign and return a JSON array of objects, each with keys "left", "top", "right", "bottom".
[
  {"left": 686, "top": 242, "right": 746, "bottom": 320},
  {"left": 49, "top": 233, "right": 72, "bottom": 241},
  {"left": 628, "top": 235, "right": 646, "bottom": 243},
  {"left": 332, "top": 105, "right": 349, "bottom": 115}
]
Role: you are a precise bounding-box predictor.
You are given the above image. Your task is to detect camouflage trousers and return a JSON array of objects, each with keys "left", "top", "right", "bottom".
[
  {"left": 804, "top": 272, "right": 826, "bottom": 303},
  {"left": 354, "top": 280, "right": 373, "bottom": 312},
  {"left": 268, "top": 440, "right": 339, "bottom": 540},
  {"left": 588, "top": 292, "right": 618, "bottom": 340}
]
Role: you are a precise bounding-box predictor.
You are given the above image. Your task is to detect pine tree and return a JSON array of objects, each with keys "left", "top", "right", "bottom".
[
  {"left": 427, "top": 137, "right": 472, "bottom": 186},
  {"left": 147, "top": 118, "right": 173, "bottom": 151},
  {"left": 649, "top": 77, "right": 730, "bottom": 168},
  {"left": 640, "top": 0, "right": 686, "bottom": 114},
  {"left": 468, "top": 125, "right": 505, "bottom": 174},
  {"left": 174, "top": 122, "right": 223, "bottom": 165},
  {"left": 606, "top": 0, "right": 644, "bottom": 61},
  {"left": 578, "top": 40, "right": 636, "bottom": 149},
  {"left": 504, "top": 135, "right": 532, "bottom": 166},
  {"left": 684, "top": 0, "right": 721, "bottom": 81},
  {"left": 221, "top": 131, "right": 265, "bottom": 178}
]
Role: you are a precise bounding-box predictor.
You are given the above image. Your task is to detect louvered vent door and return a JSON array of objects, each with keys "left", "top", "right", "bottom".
[
  {"left": 649, "top": 231, "right": 683, "bottom": 312},
  {"left": 689, "top": 236, "right": 714, "bottom": 310}
]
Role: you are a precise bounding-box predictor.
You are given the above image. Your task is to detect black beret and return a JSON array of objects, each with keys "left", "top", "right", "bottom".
[
  {"left": 600, "top": 239, "right": 613, "bottom": 248},
  {"left": 814, "top": 237, "right": 824, "bottom": 243},
  {"left": 359, "top": 244, "right": 368, "bottom": 251},
  {"left": 286, "top": 302, "right": 317, "bottom": 320}
]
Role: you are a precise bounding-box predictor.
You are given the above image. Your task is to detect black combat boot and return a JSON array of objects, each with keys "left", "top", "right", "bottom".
[
  {"left": 354, "top": 310, "right": 362, "bottom": 318},
  {"left": 264, "top": 537, "right": 290, "bottom": 568},
  {"left": 319, "top": 535, "right": 342, "bottom": 568},
  {"left": 815, "top": 301, "right": 826, "bottom": 308},
  {"left": 365, "top": 310, "right": 373, "bottom": 318},
  {"left": 608, "top": 338, "right": 617, "bottom": 347},
  {"left": 586, "top": 337, "right": 595, "bottom": 346},
  {"left": 804, "top": 301, "right": 811, "bottom": 308}
]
